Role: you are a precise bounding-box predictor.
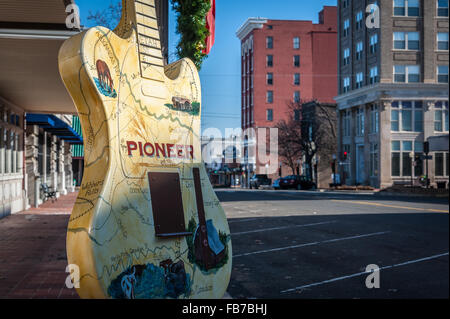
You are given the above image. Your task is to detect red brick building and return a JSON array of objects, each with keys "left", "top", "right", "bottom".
[{"left": 236, "top": 6, "right": 338, "bottom": 183}]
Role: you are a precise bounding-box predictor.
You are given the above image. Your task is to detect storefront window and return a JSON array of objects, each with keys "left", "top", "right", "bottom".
[{"left": 392, "top": 140, "right": 422, "bottom": 177}]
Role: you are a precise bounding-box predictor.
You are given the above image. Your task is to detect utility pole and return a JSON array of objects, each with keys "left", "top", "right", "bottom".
[
  {"left": 332, "top": 154, "right": 337, "bottom": 188},
  {"left": 424, "top": 141, "right": 430, "bottom": 189}
]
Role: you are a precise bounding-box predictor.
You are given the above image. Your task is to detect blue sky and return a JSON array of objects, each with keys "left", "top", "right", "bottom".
[{"left": 75, "top": 0, "right": 337, "bottom": 136}]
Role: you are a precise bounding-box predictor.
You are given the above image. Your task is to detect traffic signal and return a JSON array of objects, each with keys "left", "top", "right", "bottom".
[
  {"left": 424, "top": 141, "right": 429, "bottom": 155},
  {"left": 343, "top": 151, "right": 348, "bottom": 161}
]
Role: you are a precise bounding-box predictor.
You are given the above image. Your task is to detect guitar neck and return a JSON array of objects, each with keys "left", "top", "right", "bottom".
[{"left": 116, "top": 0, "right": 165, "bottom": 82}]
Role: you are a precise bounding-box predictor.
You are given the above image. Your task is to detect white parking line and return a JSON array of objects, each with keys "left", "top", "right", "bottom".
[
  {"left": 233, "top": 231, "right": 390, "bottom": 258},
  {"left": 280, "top": 252, "right": 449, "bottom": 294},
  {"left": 231, "top": 220, "right": 337, "bottom": 236}
]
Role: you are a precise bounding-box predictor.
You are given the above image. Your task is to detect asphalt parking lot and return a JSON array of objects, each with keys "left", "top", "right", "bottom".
[{"left": 218, "top": 189, "right": 449, "bottom": 299}]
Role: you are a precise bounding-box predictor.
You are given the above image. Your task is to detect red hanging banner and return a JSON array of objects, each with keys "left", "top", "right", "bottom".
[{"left": 203, "top": 0, "right": 216, "bottom": 54}]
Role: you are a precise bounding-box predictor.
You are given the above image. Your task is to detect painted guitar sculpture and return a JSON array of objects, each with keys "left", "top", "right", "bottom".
[{"left": 58, "top": 0, "right": 232, "bottom": 298}]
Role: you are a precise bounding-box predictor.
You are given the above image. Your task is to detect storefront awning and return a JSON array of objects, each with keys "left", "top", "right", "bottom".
[
  {"left": 0, "top": 0, "right": 80, "bottom": 114},
  {"left": 26, "top": 113, "right": 83, "bottom": 144}
]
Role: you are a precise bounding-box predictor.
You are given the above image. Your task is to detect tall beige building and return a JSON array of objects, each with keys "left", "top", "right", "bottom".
[{"left": 335, "top": 0, "right": 449, "bottom": 188}]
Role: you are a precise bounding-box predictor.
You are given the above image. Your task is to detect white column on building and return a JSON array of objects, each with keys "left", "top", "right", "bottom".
[
  {"left": 52, "top": 135, "right": 58, "bottom": 196},
  {"left": 60, "top": 140, "right": 67, "bottom": 195},
  {"left": 380, "top": 100, "right": 392, "bottom": 189},
  {"left": 42, "top": 131, "right": 47, "bottom": 184}
]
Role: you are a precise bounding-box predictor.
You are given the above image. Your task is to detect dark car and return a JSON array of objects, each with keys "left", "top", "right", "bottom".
[
  {"left": 279, "top": 175, "right": 316, "bottom": 190},
  {"left": 249, "top": 174, "right": 272, "bottom": 189}
]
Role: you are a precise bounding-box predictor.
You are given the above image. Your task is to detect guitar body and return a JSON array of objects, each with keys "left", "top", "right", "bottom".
[{"left": 58, "top": 1, "right": 231, "bottom": 299}]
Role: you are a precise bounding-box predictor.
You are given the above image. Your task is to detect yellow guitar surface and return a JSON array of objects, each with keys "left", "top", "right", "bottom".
[{"left": 58, "top": 0, "right": 231, "bottom": 299}]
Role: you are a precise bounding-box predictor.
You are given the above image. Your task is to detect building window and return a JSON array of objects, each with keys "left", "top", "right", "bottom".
[
  {"left": 356, "top": 107, "right": 365, "bottom": 136},
  {"left": 391, "top": 140, "right": 421, "bottom": 177},
  {"left": 267, "top": 73, "right": 273, "bottom": 85},
  {"left": 293, "top": 55, "right": 300, "bottom": 67},
  {"left": 435, "top": 152, "right": 449, "bottom": 176},
  {"left": 343, "top": 48, "right": 350, "bottom": 65},
  {"left": 294, "top": 109, "right": 301, "bottom": 121},
  {"left": 407, "top": 32, "right": 420, "bottom": 50},
  {"left": 394, "top": 0, "right": 420, "bottom": 16},
  {"left": 394, "top": 32, "right": 406, "bottom": 49},
  {"left": 356, "top": 41, "right": 363, "bottom": 60},
  {"left": 370, "top": 104, "right": 379, "bottom": 133},
  {"left": 267, "top": 25, "right": 273, "bottom": 30},
  {"left": 355, "top": 72, "right": 364, "bottom": 88},
  {"left": 342, "top": 110, "right": 351, "bottom": 137},
  {"left": 293, "top": 91, "right": 300, "bottom": 103},
  {"left": 267, "top": 55, "right": 273, "bottom": 67},
  {"left": 394, "top": 0, "right": 406, "bottom": 15},
  {"left": 434, "top": 101, "right": 449, "bottom": 132},
  {"left": 394, "top": 32, "right": 420, "bottom": 50},
  {"left": 343, "top": 77, "right": 351, "bottom": 93},
  {"left": 356, "top": 11, "right": 364, "bottom": 30},
  {"left": 343, "top": 0, "right": 349, "bottom": 8},
  {"left": 266, "top": 109, "right": 273, "bottom": 121},
  {"left": 370, "top": 34, "right": 378, "bottom": 53},
  {"left": 266, "top": 36, "right": 273, "bottom": 49},
  {"left": 293, "top": 37, "right": 300, "bottom": 49},
  {"left": 391, "top": 101, "right": 423, "bottom": 132},
  {"left": 393, "top": 65, "right": 420, "bottom": 83},
  {"left": 267, "top": 91, "right": 273, "bottom": 103},
  {"left": 369, "top": 66, "right": 379, "bottom": 84},
  {"left": 407, "top": 0, "right": 420, "bottom": 16},
  {"left": 437, "top": 32, "right": 449, "bottom": 50},
  {"left": 294, "top": 73, "right": 300, "bottom": 85},
  {"left": 343, "top": 19, "right": 350, "bottom": 37},
  {"left": 437, "top": 0, "right": 449, "bottom": 17},
  {"left": 370, "top": 143, "right": 379, "bottom": 177},
  {"left": 437, "top": 65, "right": 449, "bottom": 83}
]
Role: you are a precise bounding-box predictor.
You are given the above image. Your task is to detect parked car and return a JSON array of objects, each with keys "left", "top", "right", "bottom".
[
  {"left": 279, "top": 175, "right": 316, "bottom": 190},
  {"left": 272, "top": 178, "right": 281, "bottom": 190},
  {"left": 249, "top": 174, "right": 272, "bottom": 189}
]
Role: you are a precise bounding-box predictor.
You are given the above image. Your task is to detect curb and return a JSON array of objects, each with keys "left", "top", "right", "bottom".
[{"left": 375, "top": 191, "right": 449, "bottom": 199}]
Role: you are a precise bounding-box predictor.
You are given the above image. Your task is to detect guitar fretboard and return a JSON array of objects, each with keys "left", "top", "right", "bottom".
[{"left": 134, "top": 0, "right": 165, "bottom": 81}]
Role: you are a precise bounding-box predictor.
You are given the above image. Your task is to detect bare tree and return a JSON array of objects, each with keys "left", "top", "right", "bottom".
[
  {"left": 276, "top": 103, "right": 302, "bottom": 175},
  {"left": 87, "top": 1, "right": 122, "bottom": 30},
  {"left": 276, "top": 100, "right": 337, "bottom": 179}
]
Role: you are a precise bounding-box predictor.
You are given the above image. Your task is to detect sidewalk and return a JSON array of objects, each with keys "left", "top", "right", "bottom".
[{"left": 0, "top": 192, "right": 79, "bottom": 299}]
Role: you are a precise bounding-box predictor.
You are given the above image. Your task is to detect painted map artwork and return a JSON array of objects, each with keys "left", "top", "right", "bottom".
[
  {"left": 94, "top": 59, "right": 117, "bottom": 98},
  {"left": 58, "top": 0, "right": 232, "bottom": 299},
  {"left": 186, "top": 218, "right": 230, "bottom": 273},
  {"left": 94, "top": 77, "right": 117, "bottom": 98},
  {"left": 108, "top": 260, "right": 191, "bottom": 299}
]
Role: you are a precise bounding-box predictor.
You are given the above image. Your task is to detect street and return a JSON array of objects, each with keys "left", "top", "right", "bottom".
[
  {"left": 0, "top": 190, "right": 448, "bottom": 299},
  {"left": 219, "top": 189, "right": 449, "bottom": 299}
]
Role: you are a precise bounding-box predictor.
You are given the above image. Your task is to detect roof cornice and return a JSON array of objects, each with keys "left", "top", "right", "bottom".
[{"left": 236, "top": 17, "right": 267, "bottom": 40}]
